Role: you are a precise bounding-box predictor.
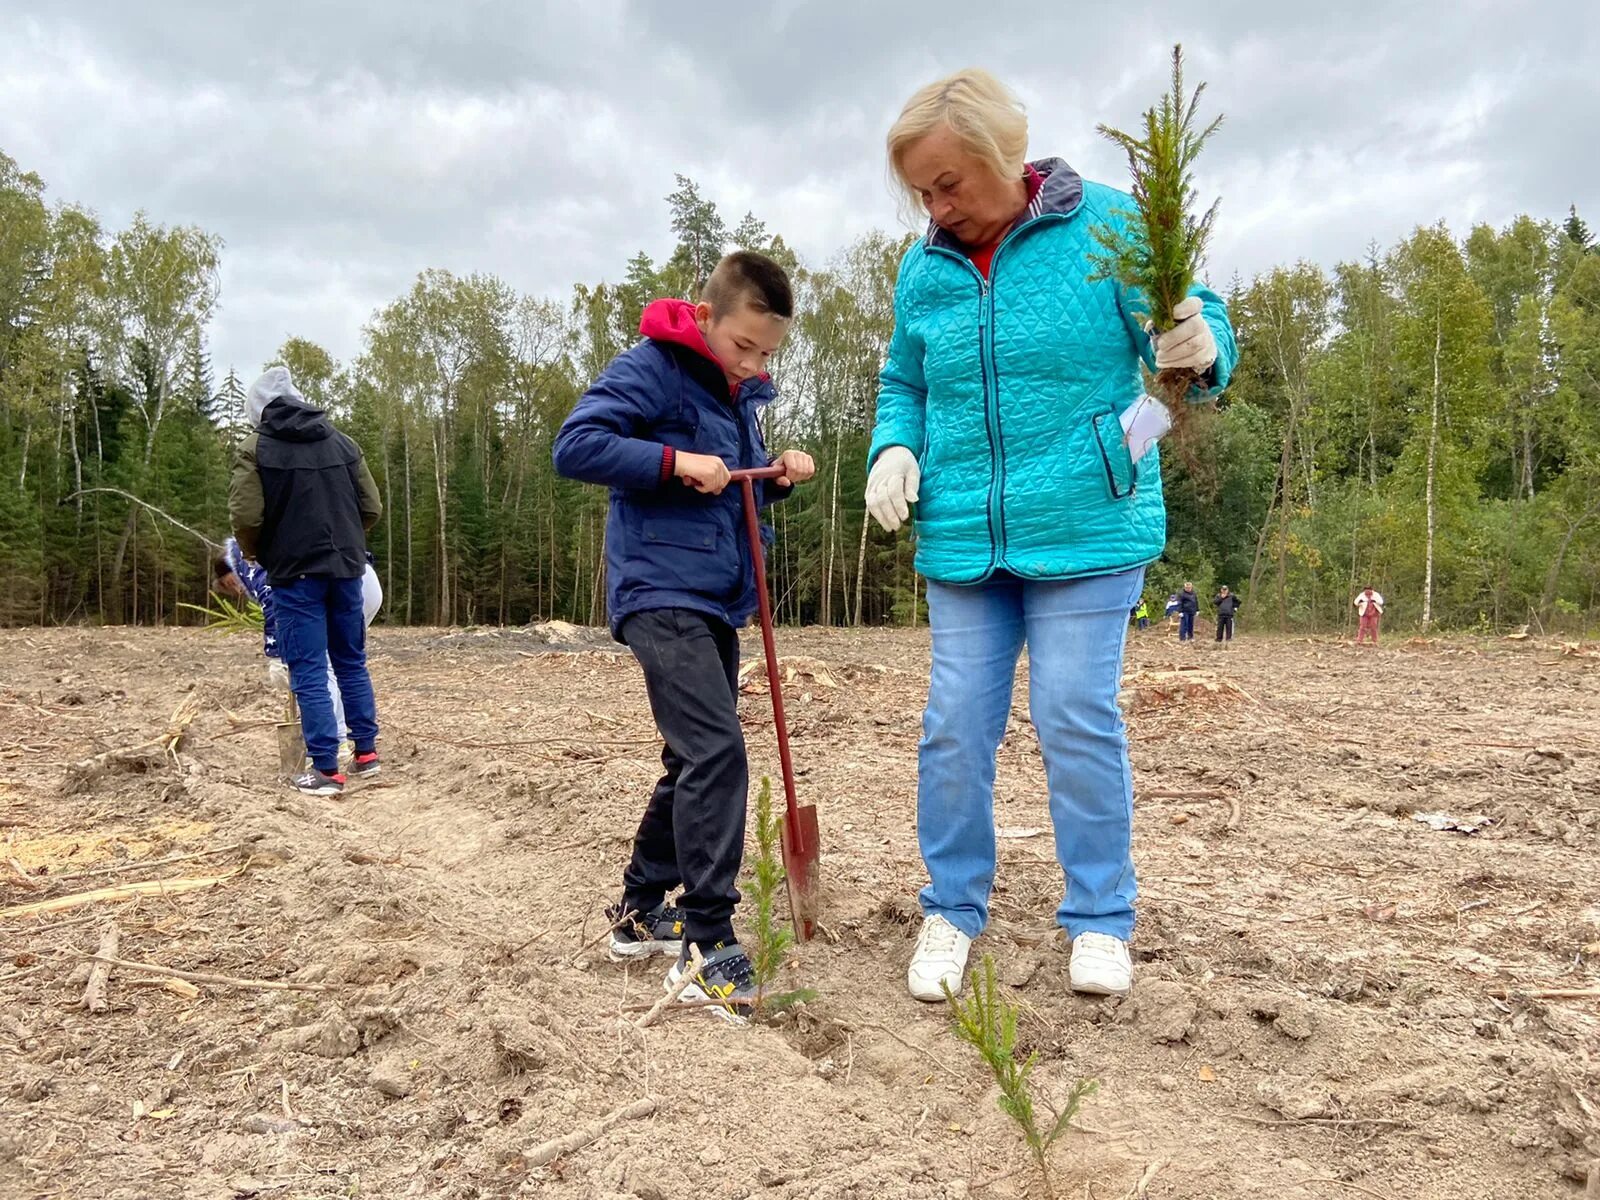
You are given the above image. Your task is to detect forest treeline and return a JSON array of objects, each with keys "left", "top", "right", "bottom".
[{"left": 3, "top": 146, "right": 1598, "bottom": 633}]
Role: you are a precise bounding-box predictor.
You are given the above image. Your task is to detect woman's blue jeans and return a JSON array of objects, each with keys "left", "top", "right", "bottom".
[{"left": 918, "top": 568, "right": 1144, "bottom": 941}]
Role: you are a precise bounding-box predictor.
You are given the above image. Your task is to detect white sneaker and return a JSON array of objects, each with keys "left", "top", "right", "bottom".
[
  {"left": 907, "top": 915, "right": 972, "bottom": 1003},
  {"left": 1069, "top": 932, "right": 1132, "bottom": 996}
]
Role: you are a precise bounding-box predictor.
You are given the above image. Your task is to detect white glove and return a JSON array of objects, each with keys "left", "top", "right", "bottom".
[
  {"left": 1153, "top": 296, "right": 1218, "bottom": 373},
  {"left": 266, "top": 659, "right": 291, "bottom": 691},
  {"left": 865, "top": 446, "right": 921, "bottom": 533}
]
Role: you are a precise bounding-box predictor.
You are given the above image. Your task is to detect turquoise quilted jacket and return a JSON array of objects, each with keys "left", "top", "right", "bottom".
[{"left": 868, "top": 158, "right": 1237, "bottom": 584}]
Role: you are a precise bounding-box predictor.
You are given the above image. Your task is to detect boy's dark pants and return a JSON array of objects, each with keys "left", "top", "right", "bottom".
[
  {"left": 619, "top": 608, "right": 746, "bottom": 948},
  {"left": 1216, "top": 615, "right": 1235, "bottom": 641}
]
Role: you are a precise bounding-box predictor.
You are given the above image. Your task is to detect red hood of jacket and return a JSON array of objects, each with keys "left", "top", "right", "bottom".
[
  {"left": 639, "top": 298, "right": 768, "bottom": 395},
  {"left": 640, "top": 298, "right": 718, "bottom": 364}
]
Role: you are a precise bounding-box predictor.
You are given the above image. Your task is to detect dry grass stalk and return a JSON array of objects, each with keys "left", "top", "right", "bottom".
[
  {"left": 1, "top": 866, "right": 243, "bottom": 920},
  {"left": 76, "top": 952, "right": 339, "bottom": 994}
]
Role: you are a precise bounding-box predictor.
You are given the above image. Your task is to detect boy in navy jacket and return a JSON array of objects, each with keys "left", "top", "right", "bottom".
[{"left": 553, "top": 251, "right": 814, "bottom": 1012}]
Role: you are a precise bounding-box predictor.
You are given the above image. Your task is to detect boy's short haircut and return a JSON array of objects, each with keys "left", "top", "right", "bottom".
[
  {"left": 702, "top": 251, "right": 794, "bottom": 320},
  {"left": 213, "top": 556, "right": 233, "bottom": 579}
]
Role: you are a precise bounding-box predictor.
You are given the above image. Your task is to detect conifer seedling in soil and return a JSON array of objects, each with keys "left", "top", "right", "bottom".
[
  {"left": 745, "top": 776, "right": 816, "bottom": 1015},
  {"left": 943, "top": 955, "right": 1097, "bottom": 1198}
]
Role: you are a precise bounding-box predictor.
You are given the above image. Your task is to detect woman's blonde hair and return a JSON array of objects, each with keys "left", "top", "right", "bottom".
[{"left": 886, "top": 68, "right": 1029, "bottom": 221}]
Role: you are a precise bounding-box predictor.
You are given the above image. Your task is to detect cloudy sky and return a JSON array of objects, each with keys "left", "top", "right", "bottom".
[{"left": 2, "top": 1, "right": 1595, "bottom": 378}]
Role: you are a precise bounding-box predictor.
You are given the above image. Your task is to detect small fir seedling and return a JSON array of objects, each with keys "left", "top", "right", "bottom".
[
  {"left": 942, "top": 955, "right": 1097, "bottom": 1197},
  {"left": 745, "top": 776, "right": 816, "bottom": 1014},
  {"left": 1090, "top": 43, "right": 1225, "bottom": 448}
]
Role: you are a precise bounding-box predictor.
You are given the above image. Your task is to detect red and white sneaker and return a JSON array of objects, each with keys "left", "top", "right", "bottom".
[{"left": 291, "top": 767, "right": 346, "bottom": 797}]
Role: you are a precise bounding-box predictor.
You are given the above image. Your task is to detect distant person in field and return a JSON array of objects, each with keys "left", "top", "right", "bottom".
[
  {"left": 864, "top": 69, "right": 1237, "bottom": 1002},
  {"left": 228, "top": 367, "right": 383, "bottom": 797},
  {"left": 553, "top": 251, "right": 817, "bottom": 1016},
  {"left": 213, "top": 538, "right": 384, "bottom": 745},
  {"left": 1213, "top": 585, "right": 1240, "bottom": 642},
  {"left": 1354, "top": 586, "right": 1385, "bottom": 645},
  {"left": 1177, "top": 582, "right": 1200, "bottom": 642},
  {"left": 1133, "top": 599, "right": 1150, "bottom": 631},
  {"left": 1164, "top": 592, "right": 1180, "bottom": 621}
]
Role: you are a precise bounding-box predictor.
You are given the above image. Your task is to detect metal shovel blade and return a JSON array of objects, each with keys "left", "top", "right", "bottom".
[
  {"left": 781, "top": 798, "right": 822, "bottom": 942},
  {"left": 277, "top": 693, "right": 306, "bottom": 777}
]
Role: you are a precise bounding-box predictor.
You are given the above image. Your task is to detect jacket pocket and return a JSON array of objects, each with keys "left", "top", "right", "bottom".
[
  {"left": 657, "top": 415, "right": 701, "bottom": 453},
  {"left": 919, "top": 416, "right": 949, "bottom": 503},
  {"left": 643, "top": 517, "right": 719, "bottom": 553},
  {"left": 1091, "top": 411, "right": 1138, "bottom": 500}
]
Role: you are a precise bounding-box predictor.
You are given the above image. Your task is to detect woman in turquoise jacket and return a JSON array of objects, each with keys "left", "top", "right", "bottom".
[{"left": 867, "top": 69, "right": 1236, "bottom": 1004}]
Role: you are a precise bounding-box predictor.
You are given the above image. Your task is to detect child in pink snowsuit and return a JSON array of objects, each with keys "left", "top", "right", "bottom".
[{"left": 1355, "top": 587, "right": 1384, "bottom": 645}]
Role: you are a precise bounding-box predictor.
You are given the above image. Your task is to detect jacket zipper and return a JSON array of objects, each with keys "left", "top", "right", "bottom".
[
  {"left": 977, "top": 284, "right": 1002, "bottom": 573},
  {"left": 926, "top": 250, "right": 1000, "bottom": 573}
]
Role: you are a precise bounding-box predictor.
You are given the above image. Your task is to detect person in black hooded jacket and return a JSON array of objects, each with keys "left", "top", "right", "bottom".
[
  {"left": 1177, "top": 582, "right": 1200, "bottom": 641},
  {"left": 229, "top": 367, "right": 382, "bottom": 796},
  {"left": 1213, "top": 585, "right": 1241, "bottom": 642}
]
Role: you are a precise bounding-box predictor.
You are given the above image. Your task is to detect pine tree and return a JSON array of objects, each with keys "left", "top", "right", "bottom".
[
  {"left": 1564, "top": 205, "right": 1593, "bottom": 250},
  {"left": 212, "top": 367, "right": 247, "bottom": 446},
  {"left": 732, "top": 211, "right": 769, "bottom": 251},
  {"left": 183, "top": 331, "right": 213, "bottom": 417},
  {"left": 616, "top": 251, "right": 660, "bottom": 338},
  {"left": 664, "top": 175, "right": 727, "bottom": 297}
]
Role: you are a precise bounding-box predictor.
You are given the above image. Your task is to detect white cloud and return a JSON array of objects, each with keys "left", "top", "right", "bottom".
[{"left": 0, "top": 0, "right": 1594, "bottom": 379}]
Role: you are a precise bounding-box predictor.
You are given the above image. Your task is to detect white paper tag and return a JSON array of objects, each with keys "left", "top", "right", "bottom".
[{"left": 1119, "top": 395, "right": 1173, "bottom": 462}]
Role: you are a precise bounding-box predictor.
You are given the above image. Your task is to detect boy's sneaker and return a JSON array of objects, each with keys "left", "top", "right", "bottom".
[
  {"left": 291, "top": 767, "right": 345, "bottom": 797},
  {"left": 1069, "top": 932, "right": 1133, "bottom": 996},
  {"left": 665, "top": 941, "right": 756, "bottom": 1022},
  {"left": 349, "top": 751, "right": 381, "bottom": 779},
  {"left": 607, "top": 902, "right": 686, "bottom": 961}
]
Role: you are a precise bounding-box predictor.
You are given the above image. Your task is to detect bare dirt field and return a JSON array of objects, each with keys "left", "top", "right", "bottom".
[{"left": 2, "top": 623, "right": 1597, "bottom": 1200}]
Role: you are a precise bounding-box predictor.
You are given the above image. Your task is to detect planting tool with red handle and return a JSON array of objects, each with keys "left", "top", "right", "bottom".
[{"left": 728, "top": 465, "right": 820, "bottom": 941}]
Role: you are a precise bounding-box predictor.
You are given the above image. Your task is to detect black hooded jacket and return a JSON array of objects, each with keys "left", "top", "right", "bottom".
[{"left": 230, "top": 396, "right": 382, "bottom": 584}]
